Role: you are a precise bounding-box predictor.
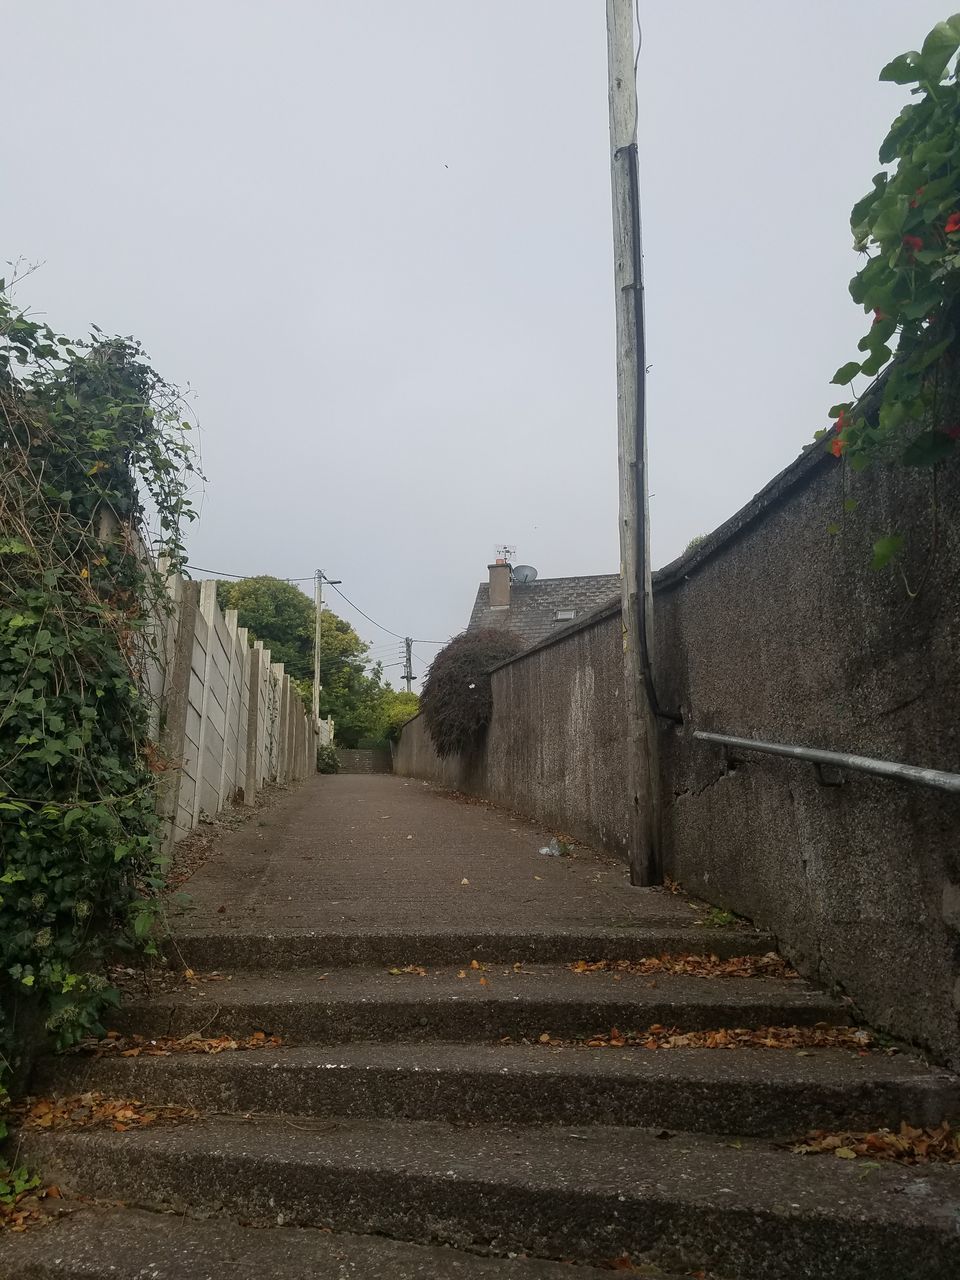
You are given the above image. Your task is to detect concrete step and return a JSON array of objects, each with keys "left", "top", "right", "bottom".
[
  {"left": 34, "top": 1042, "right": 960, "bottom": 1137},
  {"left": 3, "top": 1204, "right": 685, "bottom": 1280},
  {"left": 167, "top": 924, "right": 775, "bottom": 970},
  {"left": 19, "top": 1115, "right": 960, "bottom": 1279},
  {"left": 112, "top": 965, "right": 848, "bottom": 1043}
]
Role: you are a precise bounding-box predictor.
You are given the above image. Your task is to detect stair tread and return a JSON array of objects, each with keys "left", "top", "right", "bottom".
[
  {"left": 170, "top": 923, "right": 776, "bottom": 967},
  {"left": 42, "top": 1038, "right": 948, "bottom": 1086},
  {"left": 122, "top": 964, "right": 845, "bottom": 1013},
  {"left": 22, "top": 1112, "right": 960, "bottom": 1227},
  {"left": 35, "top": 1039, "right": 957, "bottom": 1139},
  {"left": 1, "top": 1204, "right": 669, "bottom": 1279}
]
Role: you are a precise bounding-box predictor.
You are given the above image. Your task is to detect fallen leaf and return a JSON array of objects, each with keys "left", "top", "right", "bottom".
[
  {"left": 568, "top": 952, "right": 798, "bottom": 980},
  {"left": 460, "top": 878, "right": 469, "bottom": 885}
]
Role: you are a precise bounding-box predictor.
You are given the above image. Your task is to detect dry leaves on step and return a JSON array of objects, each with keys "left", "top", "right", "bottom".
[
  {"left": 511, "top": 1023, "right": 874, "bottom": 1051},
  {"left": 387, "top": 966, "right": 428, "bottom": 977},
  {"left": 569, "top": 953, "right": 798, "bottom": 980},
  {"left": 71, "top": 1030, "right": 281, "bottom": 1057},
  {"left": 13, "top": 1092, "right": 199, "bottom": 1133},
  {"left": 0, "top": 1169, "right": 60, "bottom": 1234},
  {"left": 793, "top": 1120, "right": 959, "bottom": 1164}
]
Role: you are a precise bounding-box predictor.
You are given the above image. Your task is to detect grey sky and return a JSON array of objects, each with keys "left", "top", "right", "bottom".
[{"left": 5, "top": 2, "right": 947, "bottom": 673}]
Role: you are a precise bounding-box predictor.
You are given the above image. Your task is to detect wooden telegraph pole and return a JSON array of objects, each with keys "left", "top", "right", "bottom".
[
  {"left": 606, "top": 0, "right": 662, "bottom": 886},
  {"left": 312, "top": 570, "right": 323, "bottom": 731}
]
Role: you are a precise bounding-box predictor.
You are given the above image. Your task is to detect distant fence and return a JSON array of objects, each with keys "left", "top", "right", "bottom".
[{"left": 153, "top": 575, "right": 313, "bottom": 845}]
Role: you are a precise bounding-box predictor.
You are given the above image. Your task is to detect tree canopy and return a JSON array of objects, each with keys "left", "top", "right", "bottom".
[
  {"left": 214, "top": 576, "right": 411, "bottom": 747},
  {"left": 216, "top": 576, "right": 313, "bottom": 681}
]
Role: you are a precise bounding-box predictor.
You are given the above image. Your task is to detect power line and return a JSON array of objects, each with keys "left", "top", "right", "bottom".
[
  {"left": 183, "top": 563, "right": 449, "bottom": 646},
  {"left": 185, "top": 564, "right": 314, "bottom": 582},
  {"left": 321, "top": 577, "right": 448, "bottom": 646}
]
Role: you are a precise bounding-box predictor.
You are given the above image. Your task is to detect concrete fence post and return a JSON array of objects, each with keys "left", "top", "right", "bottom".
[
  {"left": 244, "top": 644, "right": 262, "bottom": 806},
  {"left": 156, "top": 576, "right": 199, "bottom": 849},
  {"left": 191, "top": 581, "right": 219, "bottom": 828}
]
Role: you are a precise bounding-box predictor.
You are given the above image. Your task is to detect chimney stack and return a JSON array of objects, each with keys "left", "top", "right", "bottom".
[{"left": 488, "top": 559, "right": 511, "bottom": 609}]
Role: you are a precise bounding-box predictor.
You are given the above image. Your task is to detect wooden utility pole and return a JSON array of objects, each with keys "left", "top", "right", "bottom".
[
  {"left": 312, "top": 569, "right": 322, "bottom": 729},
  {"left": 403, "top": 637, "right": 413, "bottom": 693},
  {"left": 312, "top": 569, "right": 341, "bottom": 734},
  {"left": 606, "top": 0, "right": 662, "bottom": 886}
]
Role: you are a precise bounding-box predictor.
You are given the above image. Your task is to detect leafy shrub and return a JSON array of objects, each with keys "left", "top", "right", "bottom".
[
  {"left": 420, "top": 629, "right": 524, "bottom": 759},
  {"left": 824, "top": 16, "right": 960, "bottom": 566},
  {"left": 316, "top": 744, "right": 340, "bottom": 774},
  {"left": 0, "top": 284, "right": 197, "bottom": 1105}
]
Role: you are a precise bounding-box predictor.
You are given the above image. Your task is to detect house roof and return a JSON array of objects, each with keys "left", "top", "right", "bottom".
[{"left": 467, "top": 573, "right": 621, "bottom": 650}]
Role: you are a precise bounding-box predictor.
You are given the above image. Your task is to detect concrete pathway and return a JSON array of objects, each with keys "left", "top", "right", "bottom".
[{"left": 169, "top": 773, "right": 701, "bottom": 937}]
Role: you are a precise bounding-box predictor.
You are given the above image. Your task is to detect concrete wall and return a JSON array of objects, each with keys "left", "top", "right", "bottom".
[
  {"left": 654, "top": 444, "right": 960, "bottom": 1069},
  {"left": 394, "top": 606, "right": 631, "bottom": 853},
  {"left": 155, "top": 574, "right": 313, "bottom": 844},
  {"left": 395, "top": 443, "right": 960, "bottom": 1067}
]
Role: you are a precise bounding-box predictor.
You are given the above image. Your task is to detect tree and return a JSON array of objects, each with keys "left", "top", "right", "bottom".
[
  {"left": 316, "top": 608, "right": 385, "bottom": 747},
  {"left": 216, "top": 576, "right": 313, "bottom": 680},
  {"left": 215, "top": 577, "right": 387, "bottom": 747},
  {"left": 378, "top": 688, "right": 420, "bottom": 742}
]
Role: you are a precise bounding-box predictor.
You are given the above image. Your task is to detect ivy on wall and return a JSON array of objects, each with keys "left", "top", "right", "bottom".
[{"left": 0, "top": 281, "right": 198, "bottom": 1119}]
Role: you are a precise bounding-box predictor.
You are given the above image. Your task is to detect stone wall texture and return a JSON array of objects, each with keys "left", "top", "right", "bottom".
[{"left": 395, "top": 442, "right": 960, "bottom": 1068}]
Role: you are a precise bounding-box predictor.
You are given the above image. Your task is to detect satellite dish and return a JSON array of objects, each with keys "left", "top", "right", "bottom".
[{"left": 512, "top": 564, "right": 538, "bottom": 584}]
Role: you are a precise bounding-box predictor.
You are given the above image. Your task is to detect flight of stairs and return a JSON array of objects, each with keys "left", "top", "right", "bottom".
[{"left": 7, "top": 923, "right": 960, "bottom": 1279}]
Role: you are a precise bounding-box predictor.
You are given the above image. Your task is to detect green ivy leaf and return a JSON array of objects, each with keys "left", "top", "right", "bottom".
[
  {"left": 860, "top": 345, "right": 892, "bottom": 377},
  {"left": 871, "top": 535, "right": 905, "bottom": 570},
  {"left": 831, "top": 361, "right": 862, "bottom": 386},
  {"left": 879, "top": 51, "right": 921, "bottom": 84},
  {"left": 918, "top": 21, "right": 960, "bottom": 81}
]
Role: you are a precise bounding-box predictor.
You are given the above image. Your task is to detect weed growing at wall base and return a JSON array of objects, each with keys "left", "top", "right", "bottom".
[{"left": 0, "top": 281, "right": 199, "bottom": 1115}]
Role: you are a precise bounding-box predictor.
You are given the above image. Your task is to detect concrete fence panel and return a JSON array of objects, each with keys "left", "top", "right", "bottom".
[{"left": 155, "top": 573, "right": 313, "bottom": 844}]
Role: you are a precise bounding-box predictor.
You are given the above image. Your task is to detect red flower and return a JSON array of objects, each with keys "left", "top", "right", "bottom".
[
  {"left": 902, "top": 234, "right": 924, "bottom": 254},
  {"left": 830, "top": 437, "right": 844, "bottom": 458},
  {"left": 833, "top": 409, "right": 848, "bottom": 433},
  {"left": 910, "top": 188, "right": 925, "bottom": 209},
  {"left": 945, "top": 212, "right": 960, "bottom": 234},
  {"left": 873, "top": 309, "right": 887, "bottom": 323}
]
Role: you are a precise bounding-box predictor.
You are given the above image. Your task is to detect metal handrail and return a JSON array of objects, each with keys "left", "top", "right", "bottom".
[{"left": 693, "top": 730, "right": 960, "bottom": 795}]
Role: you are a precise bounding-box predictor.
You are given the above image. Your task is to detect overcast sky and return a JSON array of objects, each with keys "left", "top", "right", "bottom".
[{"left": 5, "top": 2, "right": 947, "bottom": 675}]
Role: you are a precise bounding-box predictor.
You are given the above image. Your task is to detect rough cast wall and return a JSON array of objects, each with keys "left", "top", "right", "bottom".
[
  {"left": 394, "top": 612, "right": 632, "bottom": 854},
  {"left": 396, "top": 441, "right": 959, "bottom": 1067},
  {"left": 655, "top": 445, "right": 960, "bottom": 1069}
]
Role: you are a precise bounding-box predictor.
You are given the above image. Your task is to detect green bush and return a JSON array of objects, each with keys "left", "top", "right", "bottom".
[
  {"left": 0, "top": 286, "right": 197, "bottom": 1102},
  {"left": 316, "top": 743, "right": 340, "bottom": 774},
  {"left": 420, "top": 629, "right": 524, "bottom": 759}
]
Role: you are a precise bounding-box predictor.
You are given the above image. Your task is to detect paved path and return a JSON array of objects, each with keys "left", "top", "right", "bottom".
[{"left": 170, "top": 774, "right": 700, "bottom": 937}]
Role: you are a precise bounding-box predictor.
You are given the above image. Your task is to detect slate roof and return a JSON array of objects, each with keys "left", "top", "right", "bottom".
[{"left": 467, "top": 573, "right": 621, "bottom": 650}]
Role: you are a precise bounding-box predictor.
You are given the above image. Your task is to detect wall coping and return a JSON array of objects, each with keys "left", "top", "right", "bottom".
[
  {"left": 487, "top": 438, "right": 834, "bottom": 674},
  {"left": 653, "top": 436, "right": 833, "bottom": 593}
]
